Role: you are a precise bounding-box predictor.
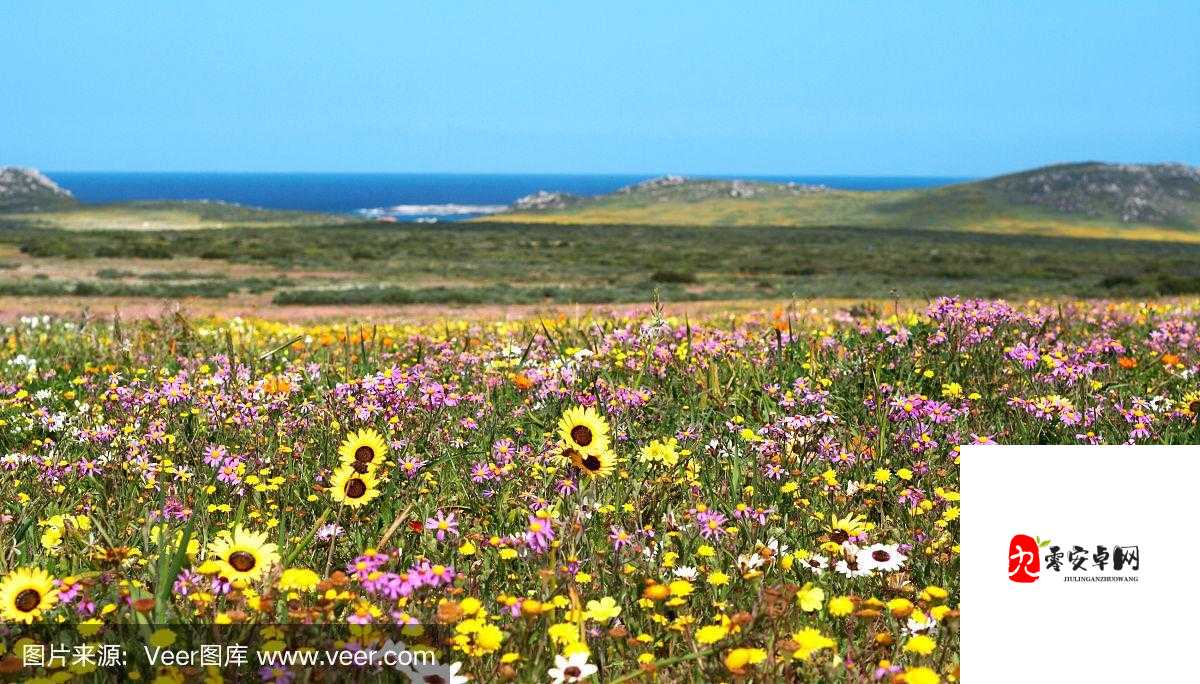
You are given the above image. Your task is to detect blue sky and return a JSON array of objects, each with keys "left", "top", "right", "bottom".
[{"left": 2, "top": 1, "right": 1196, "bottom": 175}]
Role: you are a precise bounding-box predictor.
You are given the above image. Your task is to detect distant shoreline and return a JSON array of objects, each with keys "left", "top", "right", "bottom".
[{"left": 40, "top": 171, "right": 969, "bottom": 220}]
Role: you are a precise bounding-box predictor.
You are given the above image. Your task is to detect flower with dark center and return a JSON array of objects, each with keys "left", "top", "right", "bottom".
[
  {"left": 330, "top": 464, "right": 381, "bottom": 508},
  {"left": 570, "top": 425, "right": 593, "bottom": 447},
  {"left": 338, "top": 429, "right": 388, "bottom": 471},
  {"left": 228, "top": 551, "right": 256, "bottom": 573},
  {"left": 566, "top": 445, "right": 613, "bottom": 479},
  {"left": 345, "top": 478, "right": 368, "bottom": 498},
  {"left": 557, "top": 406, "right": 611, "bottom": 454},
  {"left": 0, "top": 567, "right": 58, "bottom": 623},
  {"left": 205, "top": 527, "right": 280, "bottom": 582},
  {"left": 14, "top": 589, "right": 40, "bottom": 613},
  {"left": 857, "top": 543, "right": 907, "bottom": 572}
]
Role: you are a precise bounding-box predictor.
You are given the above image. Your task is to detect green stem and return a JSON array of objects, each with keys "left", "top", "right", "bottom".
[{"left": 607, "top": 648, "right": 715, "bottom": 684}]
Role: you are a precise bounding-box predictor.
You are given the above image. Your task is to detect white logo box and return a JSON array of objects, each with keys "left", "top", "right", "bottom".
[{"left": 961, "top": 445, "right": 1199, "bottom": 682}]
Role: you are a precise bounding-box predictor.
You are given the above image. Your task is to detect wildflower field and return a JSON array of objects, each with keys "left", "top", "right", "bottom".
[{"left": 2, "top": 297, "right": 1198, "bottom": 683}]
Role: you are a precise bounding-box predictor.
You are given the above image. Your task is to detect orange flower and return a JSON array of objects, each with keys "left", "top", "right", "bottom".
[
  {"left": 642, "top": 583, "right": 671, "bottom": 601},
  {"left": 263, "top": 374, "right": 291, "bottom": 395},
  {"left": 511, "top": 372, "right": 535, "bottom": 391},
  {"left": 771, "top": 308, "right": 788, "bottom": 332},
  {"left": 1161, "top": 353, "right": 1181, "bottom": 366},
  {"left": 1117, "top": 357, "right": 1137, "bottom": 369}
]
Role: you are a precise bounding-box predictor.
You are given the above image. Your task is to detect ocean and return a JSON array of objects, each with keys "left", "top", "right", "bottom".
[{"left": 44, "top": 172, "right": 968, "bottom": 222}]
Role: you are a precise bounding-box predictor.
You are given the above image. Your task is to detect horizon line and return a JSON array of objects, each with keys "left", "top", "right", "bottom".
[
  {"left": 38, "top": 169, "right": 979, "bottom": 179},
  {"left": 29, "top": 158, "right": 1197, "bottom": 178}
]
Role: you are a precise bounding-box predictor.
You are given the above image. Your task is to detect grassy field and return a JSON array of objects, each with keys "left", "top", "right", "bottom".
[
  {"left": 485, "top": 187, "right": 1200, "bottom": 242},
  {"left": 481, "top": 164, "right": 1200, "bottom": 242},
  {"left": 3, "top": 298, "right": 1197, "bottom": 681},
  {"left": 2, "top": 220, "right": 1200, "bottom": 316},
  {"left": 3, "top": 161, "right": 1197, "bottom": 318},
  {"left": 2, "top": 201, "right": 351, "bottom": 232},
  {"left": 484, "top": 195, "right": 1200, "bottom": 243}
]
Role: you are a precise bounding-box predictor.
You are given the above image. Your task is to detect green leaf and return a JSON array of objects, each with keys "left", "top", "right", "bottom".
[{"left": 282, "top": 509, "right": 329, "bottom": 567}]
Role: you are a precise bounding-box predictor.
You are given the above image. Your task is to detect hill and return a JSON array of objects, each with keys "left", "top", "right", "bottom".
[
  {"left": 0, "top": 167, "right": 77, "bottom": 211},
  {"left": 480, "top": 162, "right": 1200, "bottom": 242},
  {"left": 0, "top": 166, "right": 360, "bottom": 230},
  {"left": 971, "top": 162, "right": 1200, "bottom": 224}
]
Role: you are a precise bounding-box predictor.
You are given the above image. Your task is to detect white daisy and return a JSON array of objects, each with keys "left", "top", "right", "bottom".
[
  {"left": 316, "top": 523, "right": 345, "bottom": 541},
  {"left": 765, "top": 537, "right": 790, "bottom": 557},
  {"left": 798, "top": 554, "right": 829, "bottom": 575},
  {"left": 834, "top": 552, "right": 873, "bottom": 578},
  {"left": 906, "top": 610, "right": 940, "bottom": 635},
  {"left": 548, "top": 652, "right": 597, "bottom": 683},
  {"left": 736, "top": 553, "right": 765, "bottom": 573},
  {"left": 857, "top": 543, "right": 907, "bottom": 572},
  {"left": 673, "top": 565, "right": 699, "bottom": 580}
]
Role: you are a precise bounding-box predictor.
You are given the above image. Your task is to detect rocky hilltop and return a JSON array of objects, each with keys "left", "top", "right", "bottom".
[
  {"left": 508, "top": 174, "right": 829, "bottom": 212},
  {"left": 0, "top": 167, "right": 76, "bottom": 211},
  {"left": 614, "top": 175, "right": 829, "bottom": 202},
  {"left": 977, "top": 162, "right": 1200, "bottom": 224},
  {"left": 496, "top": 162, "right": 1200, "bottom": 232},
  {"left": 511, "top": 190, "right": 582, "bottom": 211}
]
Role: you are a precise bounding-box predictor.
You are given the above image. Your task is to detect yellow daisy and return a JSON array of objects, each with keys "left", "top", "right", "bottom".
[
  {"left": 329, "top": 464, "right": 382, "bottom": 508},
  {"left": 557, "top": 406, "right": 610, "bottom": 454},
  {"left": 1181, "top": 391, "right": 1200, "bottom": 417},
  {"left": 277, "top": 567, "right": 321, "bottom": 592},
  {"left": 338, "top": 428, "right": 388, "bottom": 473},
  {"left": 0, "top": 567, "right": 58, "bottom": 623},
  {"left": 825, "top": 513, "right": 871, "bottom": 544},
  {"left": 565, "top": 444, "right": 615, "bottom": 479},
  {"left": 639, "top": 436, "right": 681, "bottom": 467},
  {"left": 206, "top": 527, "right": 280, "bottom": 582}
]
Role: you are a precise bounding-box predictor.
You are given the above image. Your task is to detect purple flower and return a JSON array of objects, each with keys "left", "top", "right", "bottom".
[
  {"left": 414, "top": 561, "right": 456, "bottom": 587},
  {"left": 609, "top": 526, "right": 633, "bottom": 551},
  {"left": 424, "top": 510, "right": 459, "bottom": 541},
  {"left": 525, "top": 514, "right": 555, "bottom": 553},
  {"left": 173, "top": 569, "right": 201, "bottom": 596},
  {"left": 1009, "top": 343, "right": 1040, "bottom": 369},
  {"left": 216, "top": 457, "right": 242, "bottom": 485},
  {"left": 362, "top": 572, "right": 406, "bottom": 600},
  {"left": 696, "top": 510, "right": 728, "bottom": 540},
  {"left": 349, "top": 550, "right": 390, "bottom": 579},
  {"left": 203, "top": 444, "right": 228, "bottom": 467}
]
